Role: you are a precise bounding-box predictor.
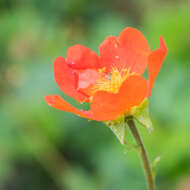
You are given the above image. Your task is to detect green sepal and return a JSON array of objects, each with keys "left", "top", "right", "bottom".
[
  {"left": 104, "top": 99, "right": 152, "bottom": 144},
  {"left": 105, "top": 116, "right": 127, "bottom": 145},
  {"left": 109, "top": 123, "right": 126, "bottom": 145},
  {"left": 130, "top": 98, "right": 153, "bottom": 133}
]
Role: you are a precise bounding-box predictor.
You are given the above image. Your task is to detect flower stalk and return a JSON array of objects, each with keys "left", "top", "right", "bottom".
[{"left": 127, "top": 119, "right": 155, "bottom": 190}]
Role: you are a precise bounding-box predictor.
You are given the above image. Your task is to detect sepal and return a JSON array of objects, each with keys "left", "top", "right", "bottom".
[
  {"left": 130, "top": 98, "right": 153, "bottom": 133},
  {"left": 105, "top": 116, "right": 126, "bottom": 145}
]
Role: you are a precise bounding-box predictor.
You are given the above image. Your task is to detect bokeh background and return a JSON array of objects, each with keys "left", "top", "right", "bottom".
[{"left": 0, "top": 0, "right": 190, "bottom": 190}]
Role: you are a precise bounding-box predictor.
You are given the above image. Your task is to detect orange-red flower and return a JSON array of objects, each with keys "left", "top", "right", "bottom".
[{"left": 45, "top": 27, "right": 167, "bottom": 121}]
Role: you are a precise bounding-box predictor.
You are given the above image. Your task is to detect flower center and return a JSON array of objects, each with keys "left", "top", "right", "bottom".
[{"left": 93, "top": 67, "right": 133, "bottom": 94}]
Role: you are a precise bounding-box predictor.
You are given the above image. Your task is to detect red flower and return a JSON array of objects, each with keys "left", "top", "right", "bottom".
[{"left": 45, "top": 27, "right": 167, "bottom": 121}]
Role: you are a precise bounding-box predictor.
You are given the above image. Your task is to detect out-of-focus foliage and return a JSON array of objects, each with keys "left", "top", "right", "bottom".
[{"left": 0, "top": 0, "right": 190, "bottom": 190}]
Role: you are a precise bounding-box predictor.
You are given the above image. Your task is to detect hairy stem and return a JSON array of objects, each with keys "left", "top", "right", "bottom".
[{"left": 127, "top": 119, "right": 155, "bottom": 190}]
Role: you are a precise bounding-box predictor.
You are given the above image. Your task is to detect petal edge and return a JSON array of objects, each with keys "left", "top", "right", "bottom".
[
  {"left": 45, "top": 95, "right": 94, "bottom": 119},
  {"left": 54, "top": 56, "right": 88, "bottom": 102},
  {"left": 66, "top": 44, "right": 100, "bottom": 69},
  {"left": 147, "top": 36, "right": 168, "bottom": 96}
]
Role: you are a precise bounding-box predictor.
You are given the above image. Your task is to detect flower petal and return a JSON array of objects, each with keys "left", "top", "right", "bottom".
[
  {"left": 77, "top": 69, "right": 100, "bottom": 96},
  {"left": 147, "top": 36, "right": 168, "bottom": 96},
  {"left": 118, "top": 27, "right": 151, "bottom": 74},
  {"left": 78, "top": 69, "right": 100, "bottom": 90},
  {"left": 99, "top": 36, "right": 127, "bottom": 72},
  {"left": 91, "top": 75, "right": 147, "bottom": 121},
  {"left": 99, "top": 27, "right": 151, "bottom": 74},
  {"left": 44, "top": 95, "right": 94, "bottom": 119},
  {"left": 54, "top": 57, "right": 88, "bottom": 102},
  {"left": 66, "top": 44, "right": 100, "bottom": 70}
]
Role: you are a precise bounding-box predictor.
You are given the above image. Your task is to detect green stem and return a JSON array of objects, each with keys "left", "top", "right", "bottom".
[{"left": 127, "top": 119, "right": 155, "bottom": 190}]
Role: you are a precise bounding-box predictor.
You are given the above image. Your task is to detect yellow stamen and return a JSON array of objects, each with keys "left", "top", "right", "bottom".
[{"left": 93, "top": 67, "right": 134, "bottom": 94}]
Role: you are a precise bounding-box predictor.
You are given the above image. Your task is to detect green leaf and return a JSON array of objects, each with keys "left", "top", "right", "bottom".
[{"left": 130, "top": 99, "right": 153, "bottom": 133}]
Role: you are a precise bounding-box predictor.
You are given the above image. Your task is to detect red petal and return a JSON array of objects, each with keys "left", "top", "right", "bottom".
[
  {"left": 77, "top": 69, "right": 100, "bottom": 96},
  {"left": 99, "top": 27, "right": 151, "bottom": 74},
  {"left": 147, "top": 36, "right": 168, "bottom": 96},
  {"left": 45, "top": 95, "right": 94, "bottom": 119},
  {"left": 99, "top": 36, "right": 127, "bottom": 72},
  {"left": 119, "top": 27, "right": 151, "bottom": 74},
  {"left": 54, "top": 57, "right": 88, "bottom": 102},
  {"left": 66, "top": 44, "right": 100, "bottom": 70},
  {"left": 91, "top": 75, "right": 147, "bottom": 121},
  {"left": 78, "top": 69, "right": 100, "bottom": 90}
]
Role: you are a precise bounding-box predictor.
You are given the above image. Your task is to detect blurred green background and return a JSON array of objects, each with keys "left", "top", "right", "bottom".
[{"left": 0, "top": 0, "right": 190, "bottom": 190}]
